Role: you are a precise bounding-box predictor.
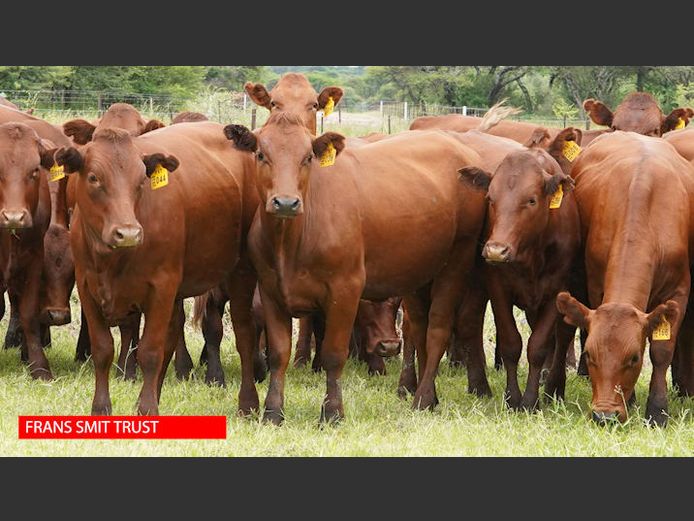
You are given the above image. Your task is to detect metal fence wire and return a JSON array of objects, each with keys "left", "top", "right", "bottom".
[{"left": 0, "top": 89, "right": 591, "bottom": 134}]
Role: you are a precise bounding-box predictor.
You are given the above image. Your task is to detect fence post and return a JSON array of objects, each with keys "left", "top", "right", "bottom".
[
  {"left": 388, "top": 115, "right": 391, "bottom": 134},
  {"left": 585, "top": 118, "right": 591, "bottom": 130},
  {"left": 403, "top": 101, "right": 408, "bottom": 121},
  {"left": 379, "top": 100, "right": 383, "bottom": 115},
  {"left": 251, "top": 108, "right": 257, "bottom": 130},
  {"left": 243, "top": 93, "right": 247, "bottom": 112},
  {"left": 338, "top": 106, "right": 341, "bottom": 124},
  {"left": 98, "top": 94, "right": 103, "bottom": 115},
  {"left": 563, "top": 114, "right": 567, "bottom": 128},
  {"left": 320, "top": 115, "right": 324, "bottom": 134},
  {"left": 462, "top": 105, "right": 467, "bottom": 116},
  {"left": 218, "top": 101, "right": 222, "bottom": 122},
  {"left": 149, "top": 97, "right": 153, "bottom": 114}
]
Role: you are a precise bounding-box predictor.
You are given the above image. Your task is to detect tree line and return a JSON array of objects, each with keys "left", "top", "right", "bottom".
[{"left": 1, "top": 66, "right": 692, "bottom": 116}]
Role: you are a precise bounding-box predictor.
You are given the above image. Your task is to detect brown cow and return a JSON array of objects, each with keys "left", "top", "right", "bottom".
[
  {"left": 225, "top": 114, "right": 486, "bottom": 423},
  {"left": 63, "top": 103, "right": 165, "bottom": 145},
  {"left": 171, "top": 111, "right": 209, "bottom": 124},
  {"left": 351, "top": 297, "right": 403, "bottom": 376},
  {"left": 0, "top": 106, "right": 73, "bottom": 354},
  {"left": 51, "top": 122, "right": 260, "bottom": 416},
  {"left": 556, "top": 131, "right": 694, "bottom": 426},
  {"left": 0, "top": 122, "right": 59, "bottom": 378},
  {"left": 664, "top": 127, "right": 694, "bottom": 163},
  {"left": 459, "top": 128, "right": 583, "bottom": 409},
  {"left": 244, "top": 72, "right": 343, "bottom": 135},
  {"left": 583, "top": 92, "right": 693, "bottom": 136}
]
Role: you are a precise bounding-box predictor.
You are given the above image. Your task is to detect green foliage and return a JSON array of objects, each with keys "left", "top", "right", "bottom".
[
  {"left": 552, "top": 97, "right": 580, "bottom": 119},
  {"left": 0, "top": 66, "right": 73, "bottom": 91},
  {"left": 205, "top": 66, "right": 271, "bottom": 91}
]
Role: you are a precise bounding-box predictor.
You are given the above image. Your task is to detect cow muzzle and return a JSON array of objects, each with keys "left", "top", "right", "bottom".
[
  {"left": 482, "top": 241, "right": 513, "bottom": 263},
  {"left": 267, "top": 195, "right": 303, "bottom": 218},
  {"left": 591, "top": 410, "right": 621, "bottom": 425},
  {"left": 374, "top": 340, "right": 402, "bottom": 357},
  {"left": 41, "top": 307, "right": 72, "bottom": 326},
  {"left": 0, "top": 209, "right": 32, "bottom": 230},
  {"left": 109, "top": 225, "right": 143, "bottom": 248}
]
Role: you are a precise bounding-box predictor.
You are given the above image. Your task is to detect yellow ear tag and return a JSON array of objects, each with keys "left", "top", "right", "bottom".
[
  {"left": 675, "top": 117, "right": 686, "bottom": 130},
  {"left": 319, "top": 143, "right": 336, "bottom": 167},
  {"left": 49, "top": 164, "right": 65, "bottom": 182},
  {"left": 322, "top": 96, "right": 335, "bottom": 118},
  {"left": 562, "top": 140, "right": 581, "bottom": 162},
  {"left": 150, "top": 164, "right": 169, "bottom": 190},
  {"left": 652, "top": 316, "right": 671, "bottom": 341},
  {"left": 549, "top": 184, "right": 564, "bottom": 209}
]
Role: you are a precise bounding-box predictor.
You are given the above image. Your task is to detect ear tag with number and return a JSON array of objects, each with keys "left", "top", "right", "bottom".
[
  {"left": 49, "top": 164, "right": 65, "bottom": 182},
  {"left": 150, "top": 164, "right": 169, "bottom": 190},
  {"left": 652, "top": 316, "right": 671, "bottom": 341},
  {"left": 549, "top": 184, "right": 564, "bottom": 209},
  {"left": 322, "top": 96, "right": 335, "bottom": 118},
  {"left": 675, "top": 118, "right": 686, "bottom": 130},
  {"left": 562, "top": 140, "right": 581, "bottom": 162},
  {"left": 319, "top": 143, "right": 336, "bottom": 167}
]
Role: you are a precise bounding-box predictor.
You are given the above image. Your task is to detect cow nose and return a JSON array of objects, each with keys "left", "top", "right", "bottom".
[
  {"left": 1, "top": 210, "right": 30, "bottom": 229},
  {"left": 483, "top": 242, "right": 512, "bottom": 263},
  {"left": 112, "top": 226, "right": 143, "bottom": 248},
  {"left": 42, "top": 307, "right": 71, "bottom": 326},
  {"left": 375, "top": 340, "right": 402, "bottom": 357},
  {"left": 270, "top": 196, "right": 302, "bottom": 217},
  {"left": 592, "top": 410, "right": 620, "bottom": 425}
]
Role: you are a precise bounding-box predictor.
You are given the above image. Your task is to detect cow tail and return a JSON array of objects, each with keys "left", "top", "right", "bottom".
[
  {"left": 477, "top": 98, "right": 522, "bottom": 133},
  {"left": 192, "top": 291, "right": 211, "bottom": 329}
]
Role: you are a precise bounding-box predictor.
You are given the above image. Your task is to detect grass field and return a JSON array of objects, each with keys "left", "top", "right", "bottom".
[{"left": 2, "top": 296, "right": 694, "bottom": 457}]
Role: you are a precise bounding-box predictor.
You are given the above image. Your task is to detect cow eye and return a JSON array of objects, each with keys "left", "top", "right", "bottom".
[
  {"left": 270, "top": 101, "right": 276, "bottom": 108},
  {"left": 257, "top": 151, "right": 265, "bottom": 162},
  {"left": 303, "top": 154, "right": 313, "bottom": 165},
  {"left": 29, "top": 167, "right": 40, "bottom": 180},
  {"left": 87, "top": 173, "right": 99, "bottom": 184},
  {"left": 313, "top": 102, "right": 319, "bottom": 110},
  {"left": 628, "top": 354, "right": 639, "bottom": 366},
  {"left": 528, "top": 198, "right": 537, "bottom": 206}
]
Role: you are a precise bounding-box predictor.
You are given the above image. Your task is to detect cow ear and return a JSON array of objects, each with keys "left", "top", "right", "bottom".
[
  {"left": 244, "top": 82, "right": 272, "bottom": 110},
  {"left": 312, "top": 132, "right": 346, "bottom": 158},
  {"left": 583, "top": 99, "right": 614, "bottom": 127},
  {"left": 38, "top": 139, "right": 59, "bottom": 171},
  {"left": 223, "top": 124, "right": 258, "bottom": 152},
  {"left": 524, "top": 127, "right": 551, "bottom": 148},
  {"left": 544, "top": 171, "right": 575, "bottom": 196},
  {"left": 143, "top": 153, "right": 180, "bottom": 177},
  {"left": 63, "top": 119, "right": 96, "bottom": 145},
  {"left": 556, "top": 292, "right": 592, "bottom": 329},
  {"left": 55, "top": 147, "right": 84, "bottom": 174},
  {"left": 458, "top": 166, "right": 492, "bottom": 192},
  {"left": 645, "top": 300, "right": 680, "bottom": 338},
  {"left": 142, "top": 119, "right": 165, "bottom": 134},
  {"left": 318, "top": 87, "right": 344, "bottom": 109},
  {"left": 661, "top": 107, "right": 694, "bottom": 134},
  {"left": 547, "top": 127, "right": 583, "bottom": 176}
]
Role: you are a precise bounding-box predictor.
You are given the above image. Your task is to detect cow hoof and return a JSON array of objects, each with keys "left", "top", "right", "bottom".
[
  {"left": 521, "top": 395, "right": 539, "bottom": 412},
  {"left": 320, "top": 404, "right": 344, "bottom": 425},
  {"left": 468, "top": 382, "right": 492, "bottom": 398},
  {"left": 91, "top": 403, "right": 112, "bottom": 416},
  {"left": 646, "top": 400, "right": 668, "bottom": 427},
  {"left": 412, "top": 390, "right": 439, "bottom": 411},
  {"left": 505, "top": 391, "right": 522, "bottom": 411},
  {"left": 205, "top": 372, "right": 226, "bottom": 388},
  {"left": 293, "top": 355, "right": 310, "bottom": 368},
  {"left": 237, "top": 394, "right": 259, "bottom": 417},
  {"left": 368, "top": 366, "right": 386, "bottom": 376},
  {"left": 262, "top": 408, "right": 285, "bottom": 426},
  {"left": 30, "top": 367, "right": 53, "bottom": 381}
]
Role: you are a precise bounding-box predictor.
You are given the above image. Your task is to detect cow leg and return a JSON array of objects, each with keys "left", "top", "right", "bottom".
[
  {"left": 673, "top": 292, "right": 694, "bottom": 396},
  {"left": 397, "top": 305, "right": 418, "bottom": 398},
  {"left": 156, "top": 300, "right": 184, "bottom": 402},
  {"left": 124, "top": 313, "right": 141, "bottom": 381},
  {"left": 4, "top": 291, "right": 24, "bottom": 350},
  {"left": 319, "top": 284, "right": 362, "bottom": 424},
  {"left": 311, "top": 312, "right": 326, "bottom": 373},
  {"left": 544, "top": 319, "right": 575, "bottom": 401},
  {"left": 174, "top": 305, "right": 194, "bottom": 381},
  {"left": 487, "top": 275, "right": 523, "bottom": 410},
  {"left": 79, "top": 290, "right": 114, "bottom": 415},
  {"left": 456, "top": 278, "right": 491, "bottom": 397},
  {"left": 254, "top": 326, "right": 268, "bottom": 384},
  {"left": 565, "top": 334, "right": 577, "bottom": 369},
  {"left": 17, "top": 260, "right": 52, "bottom": 380},
  {"left": 646, "top": 291, "right": 688, "bottom": 427},
  {"left": 576, "top": 329, "right": 589, "bottom": 376},
  {"left": 447, "top": 332, "right": 466, "bottom": 369},
  {"left": 259, "top": 286, "right": 293, "bottom": 425},
  {"left": 294, "top": 316, "right": 313, "bottom": 367},
  {"left": 201, "top": 292, "right": 226, "bottom": 385},
  {"left": 401, "top": 294, "right": 430, "bottom": 399},
  {"left": 136, "top": 288, "right": 177, "bottom": 416},
  {"left": 117, "top": 314, "right": 140, "bottom": 381},
  {"left": 75, "top": 308, "right": 91, "bottom": 362},
  {"left": 227, "top": 265, "right": 260, "bottom": 416}
]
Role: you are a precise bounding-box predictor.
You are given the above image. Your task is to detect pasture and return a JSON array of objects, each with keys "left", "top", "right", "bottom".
[{"left": 2, "top": 295, "right": 693, "bottom": 457}]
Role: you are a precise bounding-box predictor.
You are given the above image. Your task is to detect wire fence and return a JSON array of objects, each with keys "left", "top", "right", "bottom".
[{"left": 0, "top": 89, "right": 593, "bottom": 135}]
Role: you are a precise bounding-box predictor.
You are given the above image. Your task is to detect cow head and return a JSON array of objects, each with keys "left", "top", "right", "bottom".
[
  {"left": 63, "top": 103, "right": 166, "bottom": 145},
  {"left": 459, "top": 129, "right": 579, "bottom": 264},
  {"left": 51, "top": 128, "right": 179, "bottom": 251},
  {"left": 40, "top": 221, "right": 74, "bottom": 326},
  {"left": 356, "top": 297, "right": 403, "bottom": 359},
  {"left": 0, "top": 123, "right": 56, "bottom": 231},
  {"left": 556, "top": 292, "right": 679, "bottom": 423},
  {"left": 584, "top": 92, "right": 694, "bottom": 136},
  {"left": 224, "top": 114, "right": 345, "bottom": 219},
  {"left": 244, "top": 73, "right": 344, "bottom": 135}
]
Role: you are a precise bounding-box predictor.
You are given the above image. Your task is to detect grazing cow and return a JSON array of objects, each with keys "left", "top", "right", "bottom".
[
  {"left": 350, "top": 297, "right": 403, "bottom": 376},
  {"left": 459, "top": 128, "right": 583, "bottom": 409},
  {"left": 555, "top": 131, "right": 694, "bottom": 426},
  {"left": 171, "top": 111, "right": 209, "bottom": 124},
  {"left": 50, "top": 122, "right": 260, "bottom": 416},
  {"left": 63, "top": 103, "right": 165, "bottom": 145},
  {"left": 583, "top": 92, "right": 693, "bottom": 136},
  {"left": 225, "top": 114, "right": 486, "bottom": 423},
  {"left": 0, "top": 106, "right": 73, "bottom": 353},
  {"left": 244, "top": 72, "right": 344, "bottom": 134},
  {"left": 0, "top": 122, "right": 58, "bottom": 378}
]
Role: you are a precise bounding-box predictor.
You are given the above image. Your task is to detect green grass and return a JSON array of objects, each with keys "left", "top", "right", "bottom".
[{"left": 2, "top": 296, "right": 693, "bottom": 456}]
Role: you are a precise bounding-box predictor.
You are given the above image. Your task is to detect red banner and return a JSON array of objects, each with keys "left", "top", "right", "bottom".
[{"left": 18, "top": 416, "right": 227, "bottom": 439}]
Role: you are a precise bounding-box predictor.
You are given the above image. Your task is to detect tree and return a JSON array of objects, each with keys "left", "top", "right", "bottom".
[{"left": 205, "top": 66, "right": 271, "bottom": 91}]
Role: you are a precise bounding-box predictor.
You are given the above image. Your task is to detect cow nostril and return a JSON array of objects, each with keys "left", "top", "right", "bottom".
[
  {"left": 272, "top": 197, "right": 281, "bottom": 209},
  {"left": 115, "top": 230, "right": 124, "bottom": 241}
]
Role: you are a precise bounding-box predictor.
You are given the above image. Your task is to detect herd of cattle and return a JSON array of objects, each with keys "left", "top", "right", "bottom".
[{"left": 3, "top": 72, "right": 694, "bottom": 427}]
